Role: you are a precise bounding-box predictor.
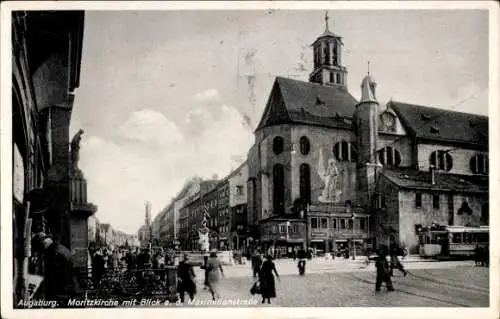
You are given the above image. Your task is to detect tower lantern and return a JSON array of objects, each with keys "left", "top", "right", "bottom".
[{"left": 309, "top": 11, "right": 347, "bottom": 88}]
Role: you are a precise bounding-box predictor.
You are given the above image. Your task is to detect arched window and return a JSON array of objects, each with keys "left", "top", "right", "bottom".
[
  {"left": 299, "top": 164, "right": 311, "bottom": 204},
  {"left": 333, "top": 42, "right": 338, "bottom": 66},
  {"left": 273, "top": 136, "right": 284, "bottom": 155},
  {"left": 470, "top": 154, "right": 488, "bottom": 175},
  {"left": 273, "top": 164, "right": 285, "bottom": 215},
  {"left": 481, "top": 203, "right": 489, "bottom": 224},
  {"left": 336, "top": 73, "right": 341, "bottom": 84},
  {"left": 333, "top": 141, "right": 357, "bottom": 162},
  {"left": 299, "top": 136, "right": 310, "bottom": 155},
  {"left": 378, "top": 146, "right": 402, "bottom": 167},
  {"left": 430, "top": 150, "right": 453, "bottom": 172},
  {"left": 323, "top": 44, "right": 330, "bottom": 65}
]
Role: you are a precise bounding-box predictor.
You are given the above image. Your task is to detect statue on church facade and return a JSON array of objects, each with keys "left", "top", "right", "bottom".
[{"left": 318, "top": 149, "right": 342, "bottom": 203}]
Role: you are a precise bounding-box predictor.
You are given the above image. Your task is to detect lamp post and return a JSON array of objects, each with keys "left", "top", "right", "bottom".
[
  {"left": 346, "top": 202, "right": 356, "bottom": 260},
  {"left": 301, "top": 203, "right": 310, "bottom": 250}
]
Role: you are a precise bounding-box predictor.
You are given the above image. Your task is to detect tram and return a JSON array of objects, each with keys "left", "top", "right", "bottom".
[{"left": 418, "top": 225, "right": 489, "bottom": 258}]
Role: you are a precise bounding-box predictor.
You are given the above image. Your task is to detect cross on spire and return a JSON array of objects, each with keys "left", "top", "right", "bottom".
[
  {"left": 367, "top": 61, "right": 371, "bottom": 76},
  {"left": 325, "top": 11, "right": 330, "bottom": 31}
]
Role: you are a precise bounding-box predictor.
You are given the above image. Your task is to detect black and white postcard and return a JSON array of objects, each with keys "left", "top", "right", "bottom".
[{"left": 1, "top": 1, "right": 498, "bottom": 319}]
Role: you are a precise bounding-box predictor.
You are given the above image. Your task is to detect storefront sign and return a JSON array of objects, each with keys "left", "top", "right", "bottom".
[{"left": 13, "top": 143, "right": 25, "bottom": 202}]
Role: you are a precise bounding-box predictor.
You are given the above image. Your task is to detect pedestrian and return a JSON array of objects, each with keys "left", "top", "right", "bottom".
[
  {"left": 374, "top": 245, "right": 394, "bottom": 292},
  {"left": 177, "top": 254, "right": 196, "bottom": 303},
  {"left": 31, "top": 232, "right": 80, "bottom": 306},
  {"left": 111, "top": 249, "right": 120, "bottom": 270},
  {"left": 91, "top": 249, "right": 105, "bottom": 288},
  {"left": 389, "top": 245, "right": 407, "bottom": 277},
  {"left": 251, "top": 250, "right": 263, "bottom": 278},
  {"left": 206, "top": 251, "right": 224, "bottom": 300},
  {"left": 258, "top": 254, "right": 280, "bottom": 304},
  {"left": 200, "top": 255, "right": 209, "bottom": 290}
]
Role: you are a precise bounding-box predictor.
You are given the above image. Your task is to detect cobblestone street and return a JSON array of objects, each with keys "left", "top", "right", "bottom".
[{"left": 186, "top": 260, "right": 489, "bottom": 307}]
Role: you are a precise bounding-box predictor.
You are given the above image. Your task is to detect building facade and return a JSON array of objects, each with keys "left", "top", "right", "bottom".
[
  {"left": 228, "top": 162, "right": 249, "bottom": 252},
  {"left": 216, "top": 179, "right": 230, "bottom": 250},
  {"left": 246, "top": 14, "right": 488, "bottom": 256},
  {"left": 12, "top": 11, "right": 86, "bottom": 304}
]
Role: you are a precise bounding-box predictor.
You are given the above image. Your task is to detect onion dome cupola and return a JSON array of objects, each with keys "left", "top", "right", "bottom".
[{"left": 309, "top": 11, "right": 347, "bottom": 89}]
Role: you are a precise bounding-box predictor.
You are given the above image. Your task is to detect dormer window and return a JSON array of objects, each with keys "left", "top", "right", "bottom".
[
  {"left": 378, "top": 146, "right": 402, "bottom": 167},
  {"left": 430, "top": 150, "right": 453, "bottom": 172},
  {"left": 470, "top": 154, "right": 488, "bottom": 175},
  {"left": 430, "top": 126, "right": 440, "bottom": 134},
  {"left": 316, "top": 96, "right": 324, "bottom": 105},
  {"left": 421, "top": 114, "right": 431, "bottom": 121}
]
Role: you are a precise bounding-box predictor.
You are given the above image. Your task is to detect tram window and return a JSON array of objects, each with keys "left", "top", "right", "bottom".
[
  {"left": 452, "top": 233, "right": 462, "bottom": 243},
  {"left": 430, "top": 234, "right": 439, "bottom": 244},
  {"left": 463, "top": 233, "right": 470, "bottom": 243}
]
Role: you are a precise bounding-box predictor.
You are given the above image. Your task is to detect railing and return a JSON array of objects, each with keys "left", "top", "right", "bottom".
[{"left": 75, "top": 266, "right": 178, "bottom": 303}]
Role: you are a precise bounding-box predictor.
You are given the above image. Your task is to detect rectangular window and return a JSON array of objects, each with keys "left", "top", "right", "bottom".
[
  {"left": 415, "top": 193, "right": 422, "bottom": 208},
  {"left": 311, "top": 217, "right": 318, "bottom": 229},
  {"left": 321, "top": 218, "right": 328, "bottom": 229},
  {"left": 348, "top": 219, "right": 353, "bottom": 229},
  {"left": 448, "top": 194, "right": 454, "bottom": 225},
  {"left": 293, "top": 224, "right": 299, "bottom": 233},
  {"left": 360, "top": 218, "right": 366, "bottom": 230},
  {"left": 381, "top": 196, "right": 386, "bottom": 208},
  {"left": 433, "top": 195, "right": 440, "bottom": 209},
  {"left": 280, "top": 225, "right": 286, "bottom": 233},
  {"left": 332, "top": 218, "right": 337, "bottom": 229},
  {"left": 340, "top": 219, "right": 346, "bottom": 229}
]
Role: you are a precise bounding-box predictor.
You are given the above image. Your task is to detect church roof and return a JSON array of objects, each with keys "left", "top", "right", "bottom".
[
  {"left": 255, "top": 77, "right": 358, "bottom": 131},
  {"left": 381, "top": 168, "right": 488, "bottom": 194},
  {"left": 390, "top": 101, "right": 488, "bottom": 149}
]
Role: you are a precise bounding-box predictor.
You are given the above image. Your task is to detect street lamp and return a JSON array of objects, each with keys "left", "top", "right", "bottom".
[
  {"left": 300, "top": 203, "right": 310, "bottom": 250},
  {"left": 346, "top": 202, "right": 356, "bottom": 260}
]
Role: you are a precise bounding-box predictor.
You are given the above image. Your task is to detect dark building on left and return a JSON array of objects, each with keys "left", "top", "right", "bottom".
[{"left": 12, "top": 11, "right": 86, "bottom": 304}]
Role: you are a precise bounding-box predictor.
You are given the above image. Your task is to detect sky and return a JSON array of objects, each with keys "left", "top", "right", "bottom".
[{"left": 69, "top": 9, "right": 489, "bottom": 234}]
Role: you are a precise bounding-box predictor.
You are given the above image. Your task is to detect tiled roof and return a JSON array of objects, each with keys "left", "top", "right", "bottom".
[
  {"left": 381, "top": 168, "right": 488, "bottom": 194},
  {"left": 390, "top": 101, "right": 488, "bottom": 148},
  {"left": 256, "top": 77, "right": 358, "bottom": 131}
]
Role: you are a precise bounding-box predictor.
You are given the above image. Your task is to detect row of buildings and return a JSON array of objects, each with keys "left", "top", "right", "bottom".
[
  {"left": 88, "top": 215, "right": 140, "bottom": 250},
  {"left": 147, "top": 14, "right": 488, "bottom": 256}
]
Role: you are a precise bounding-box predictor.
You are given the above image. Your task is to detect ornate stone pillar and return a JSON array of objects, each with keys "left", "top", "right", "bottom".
[{"left": 69, "top": 130, "right": 98, "bottom": 271}]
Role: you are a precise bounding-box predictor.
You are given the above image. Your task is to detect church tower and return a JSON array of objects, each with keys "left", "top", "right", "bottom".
[
  {"left": 309, "top": 12, "right": 348, "bottom": 88},
  {"left": 354, "top": 70, "right": 380, "bottom": 209}
]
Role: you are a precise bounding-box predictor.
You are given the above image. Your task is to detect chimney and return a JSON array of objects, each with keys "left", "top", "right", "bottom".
[{"left": 430, "top": 165, "right": 436, "bottom": 185}]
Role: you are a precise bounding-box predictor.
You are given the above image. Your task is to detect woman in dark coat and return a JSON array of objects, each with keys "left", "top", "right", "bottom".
[{"left": 258, "top": 255, "right": 280, "bottom": 304}]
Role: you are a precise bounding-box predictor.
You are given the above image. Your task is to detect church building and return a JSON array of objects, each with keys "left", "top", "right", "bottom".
[{"left": 246, "top": 13, "right": 488, "bottom": 256}]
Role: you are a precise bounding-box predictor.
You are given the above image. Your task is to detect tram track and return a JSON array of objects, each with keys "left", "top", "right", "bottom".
[
  {"left": 407, "top": 268, "right": 489, "bottom": 294},
  {"left": 342, "top": 271, "right": 474, "bottom": 307}
]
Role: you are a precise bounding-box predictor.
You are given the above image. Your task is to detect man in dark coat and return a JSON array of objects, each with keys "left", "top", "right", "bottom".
[
  {"left": 91, "top": 249, "right": 105, "bottom": 288},
  {"left": 32, "top": 232, "right": 80, "bottom": 306},
  {"left": 251, "top": 250, "right": 263, "bottom": 278},
  {"left": 370, "top": 245, "right": 394, "bottom": 292},
  {"left": 177, "top": 254, "right": 196, "bottom": 303}
]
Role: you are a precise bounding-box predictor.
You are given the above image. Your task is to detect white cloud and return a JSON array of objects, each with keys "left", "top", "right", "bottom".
[
  {"left": 118, "top": 109, "right": 184, "bottom": 145},
  {"left": 194, "top": 89, "right": 220, "bottom": 101},
  {"left": 79, "top": 105, "right": 253, "bottom": 234}
]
